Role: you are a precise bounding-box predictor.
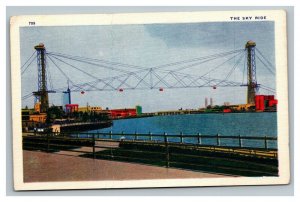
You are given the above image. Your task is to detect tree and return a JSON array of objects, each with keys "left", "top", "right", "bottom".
[
  {"left": 82, "top": 112, "right": 89, "bottom": 122},
  {"left": 46, "top": 106, "right": 64, "bottom": 123}
]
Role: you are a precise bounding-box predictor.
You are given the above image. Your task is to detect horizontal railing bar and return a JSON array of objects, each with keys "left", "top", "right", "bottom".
[
  {"left": 24, "top": 142, "right": 92, "bottom": 148},
  {"left": 120, "top": 140, "right": 278, "bottom": 151},
  {"left": 35, "top": 132, "right": 277, "bottom": 141},
  {"left": 84, "top": 133, "right": 276, "bottom": 139},
  {"left": 24, "top": 141, "right": 277, "bottom": 159},
  {"left": 23, "top": 141, "right": 277, "bottom": 159},
  {"left": 23, "top": 138, "right": 278, "bottom": 151}
]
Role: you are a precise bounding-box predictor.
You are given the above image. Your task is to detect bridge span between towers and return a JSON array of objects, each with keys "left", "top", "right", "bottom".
[{"left": 21, "top": 41, "right": 276, "bottom": 112}]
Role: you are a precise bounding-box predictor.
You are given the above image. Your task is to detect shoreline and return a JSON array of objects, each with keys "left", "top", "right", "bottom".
[{"left": 112, "top": 111, "right": 277, "bottom": 121}]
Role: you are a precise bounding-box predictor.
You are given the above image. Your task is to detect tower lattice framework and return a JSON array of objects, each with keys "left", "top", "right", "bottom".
[
  {"left": 33, "top": 43, "right": 49, "bottom": 113},
  {"left": 246, "top": 41, "right": 258, "bottom": 105}
]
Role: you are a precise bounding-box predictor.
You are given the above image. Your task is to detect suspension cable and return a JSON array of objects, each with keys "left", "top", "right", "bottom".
[
  {"left": 256, "top": 54, "right": 275, "bottom": 75},
  {"left": 201, "top": 50, "right": 245, "bottom": 78},
  {"left": 21, "top": 55, "right": 37, "bottom": 75},
  {"left": 216, "top": 51, "right": 245, "bottom": 86},
  {"left": 242, "top": 50, "right": 247, "bottom": 85},
  {"left": 152, "top": 49, "right": 244, "bottom": 70},
  {"left": 39, "top": 48, "right": 271, "bottom": 93},
  {"left": 50, "top": 55, "right": 117, "bottom": 90},
  {"left": 48, "top": 48, "right": 244, "bottom": 72},
  {"left": 21, "top": 51, "right": 36, "bottom": 70},
  {"left": 256, "top": 48, "right": 275, "bottom": 69},
  {"left": 46, "top": 55, "right": 75, "bottom": 85},
  {"left": 47, "top": 52, "right": 132, "bottom": 73},
  {"left": 22, "top": 92, "right": 33, "bottom": 100},
  {"left": 47, "top": 51, "right": 146, "bottom": 70}
]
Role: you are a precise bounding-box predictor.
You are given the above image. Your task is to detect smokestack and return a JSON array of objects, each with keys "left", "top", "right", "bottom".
[
  {"left": 210, "top": 98, "right": 213, "bottom": 107},
  {"left": 205, "top": 97, "right": 208, "bottom": 108}
]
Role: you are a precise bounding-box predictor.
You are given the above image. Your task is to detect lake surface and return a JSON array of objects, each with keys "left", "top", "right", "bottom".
[{"left": 85, "top": 112, "right": 278, "bottom": 149}]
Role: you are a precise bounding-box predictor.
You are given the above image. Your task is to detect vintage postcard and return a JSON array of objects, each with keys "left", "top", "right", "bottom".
[{"left": 10, "top": 10, "right": 289, "bottom": 190}]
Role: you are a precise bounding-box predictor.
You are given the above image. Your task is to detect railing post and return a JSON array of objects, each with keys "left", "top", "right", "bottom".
[
  {"left": 92, "top": 133, "right": 96, "bottom": 159},
  {"left": 164, "top": 132, "right": 169, "bottom": 168},
  {"left": 110, "top": 148, "right": 113, "bottom": 159},
  {"left": 180, "top": 132, "right": 183, "bottom": 143},
  {"left": 77, "top": 133, "right": 79, "bottom": 139},
  {"left": 134, "top": 131, "right": 137, "bottom": 141},
  {"left": 46, "top": 132, "right": 50, "bottom": 152},
  {"left": 110, "top": 131, "right": 112, "bottom": 140},
  {"left": 198, "top": 133, "right": 201, "bottom": 145},
  {"left": 264, "top": 136, "right": 268, "bottom": 150},
  {"left": 217, "top": 133, "right": 220, "bottom": 146},
  {"left": 239, "top": 135, "right": 242, "bottom": 148},
  {"left": 149, "top": 131, "right": 152, "bottom": 141},
  {"left": 121, "top": 131, "right": 124, "bottom": 140}
]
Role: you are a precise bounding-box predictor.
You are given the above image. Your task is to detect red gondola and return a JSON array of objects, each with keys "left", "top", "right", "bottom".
[
  {"left": 80, "top": 91, "right": 85, "bottom": 94},
  {"left": 159, "top": 88, "right": 163, "bottom": 91},
  {"left": 119, "top": 88, "right": 124, "bottom": 92},
  {"left": 213, "top": 86, "right": 217, "bottom": 90}
]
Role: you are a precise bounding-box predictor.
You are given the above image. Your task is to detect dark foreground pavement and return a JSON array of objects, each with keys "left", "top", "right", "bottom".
[{"left": 23, "top": 150, "right": 227, "bottom": 182}]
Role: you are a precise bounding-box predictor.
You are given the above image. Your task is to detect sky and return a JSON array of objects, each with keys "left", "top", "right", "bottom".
[{"left": 20, "top": 21, "right": 276, "bottom": 112}]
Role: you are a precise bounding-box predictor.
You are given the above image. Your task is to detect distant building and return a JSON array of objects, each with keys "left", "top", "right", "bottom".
[
  {"left": 62, "top": 88, "right": 71, "bottom": 111},
  {"left": 34, "top": 102, "right": 41, "bottom": 113},
  {"left": 78, "top": 107, "right": 88, "bottom": 113},
  {"left": 90, "top": 106, "right": 102, "bottom": 113},
  {"left": 154, "top": 109, "right": 197, "bottom": 116},
  {"left": 210, "top": 98, "right": 213, "bottom": 107},
  {"left": 235, "top": 104, "right": 255, "bottom": 111},
  {"left": 136, "top": 105, "right": 142, "bottom": 115},
  {"left": 65, "top": 104, "right": 79, "bottom": 113},
  {"left": 22, "top": 108, "right": 47, "bottom": 132},
  {"left": 108, "top": 108, "right": 137, "bottom": 119},
  {"left": 78, "top": 106, "right": 103, "bottom": 113},
  {"left": 29, "top": 113, "right": 47, "bottom": 123},
  {"left": 255, "top": 95, "right": 278, "bottom": 111}
]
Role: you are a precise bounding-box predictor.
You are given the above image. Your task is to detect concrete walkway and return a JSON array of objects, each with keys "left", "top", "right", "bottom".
[{"left": 23, "top": 150, "right": 227, "bottom": 182}]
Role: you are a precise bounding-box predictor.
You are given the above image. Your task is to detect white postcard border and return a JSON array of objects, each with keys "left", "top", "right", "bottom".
[{"left": 10, "top": 10, "right": 290, "bottom": 190}]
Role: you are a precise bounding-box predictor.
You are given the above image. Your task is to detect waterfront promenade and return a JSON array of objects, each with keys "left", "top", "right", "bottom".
[
  {"left": 23, "top": 131, "right": 278, "bottom": 178},
  {"left": 23, "top": 150, "right": 227, "bottom": 182}
]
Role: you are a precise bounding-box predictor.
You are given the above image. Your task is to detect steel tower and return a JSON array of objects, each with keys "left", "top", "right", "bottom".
[
  {"left": 33, "top": 43, "right": 49, "bottom": 113},
  {"left": 245, "top": 41, "right": 258, "bottom": 105}
]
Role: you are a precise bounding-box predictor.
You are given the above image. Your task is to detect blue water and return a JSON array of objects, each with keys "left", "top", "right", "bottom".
[{"left": 84, "top": 113, "right": 278, "bottom": 149}]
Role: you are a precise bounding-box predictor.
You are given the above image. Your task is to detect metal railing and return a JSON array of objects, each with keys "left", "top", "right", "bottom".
[
  {"left": 55, "top": 131, "right": 277, "bottom": 149},
  {"left": 23, "top": 132, "right": 278, "bottom": 176},
  {"left": 27, "top": 131, "right": 278, "bottom": 149}
]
